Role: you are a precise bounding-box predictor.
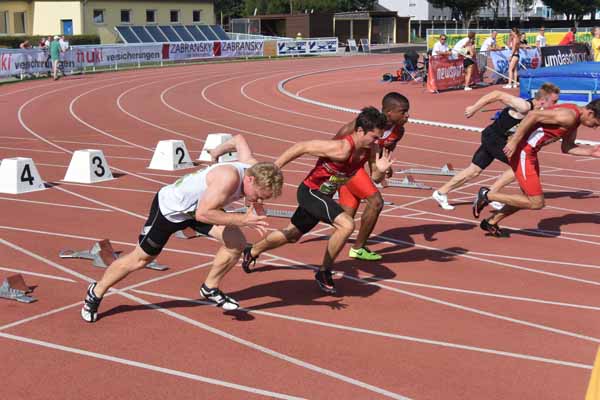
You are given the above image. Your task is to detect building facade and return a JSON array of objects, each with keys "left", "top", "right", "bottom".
[
  {"left": 0, "top": 0, "right": 215, "bottom": 43},
  {"left": 377, "top": 0, "right": 452, "bottom": 21}
]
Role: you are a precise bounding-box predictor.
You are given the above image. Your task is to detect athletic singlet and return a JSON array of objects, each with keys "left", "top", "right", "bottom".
[
  {"left": 158, "top": 162, "right": 249, "bottom": 223},
  {"left": 523, "top": 103, "right": 581, "bottom": 153},
  {"left": 487, "top": 99, "right": 534, "bottom": 137},
  {"left": 378, "top": 124, "right": 404, "bottom": 148},
  {"left": 303, "top": 135, "right": 369, "bottom": 194}
]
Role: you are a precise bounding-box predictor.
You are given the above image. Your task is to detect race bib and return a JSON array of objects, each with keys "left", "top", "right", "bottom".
[{"left": 319, "top": 175, "right": 349, "bottom": 195}]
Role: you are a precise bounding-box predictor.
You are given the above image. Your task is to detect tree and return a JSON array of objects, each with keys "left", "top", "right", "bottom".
[
  {"left": 243, "top": 0, "right": 377, "bottom": 15},
  {"left": 516, "top": 0, "right": 535, "bottom": 15},
  {"left": 429, "top": 0, "right": 488, "bottom": 27},
  {"left": 214, "top": 0, "right": 245, "bottom": 22},
  {"left": 543, "top": 0, "right": 600, "bottom": 20}
]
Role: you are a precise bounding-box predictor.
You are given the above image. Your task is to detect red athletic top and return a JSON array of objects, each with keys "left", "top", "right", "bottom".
[
  {"left": 303, "top": 135, "right": 369, "bottom": 194},
  {"left": 521, "top": 103, "right": 581, "bottom": 153},
  {"left": 558, "top": 31, "right": 575, "bottom": 45},
  {"left": 378, "top": 123, "right": 404, "bottom": 148}
]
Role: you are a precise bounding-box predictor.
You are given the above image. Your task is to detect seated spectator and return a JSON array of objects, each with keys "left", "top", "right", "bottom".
[{"left": 432, "top": 34, "right": 450, "bottom": 56}]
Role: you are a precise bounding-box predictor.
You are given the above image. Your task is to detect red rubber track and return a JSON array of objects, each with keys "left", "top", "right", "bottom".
[{"left": 0, "top": 55, "right": 599, "bottom": 400}]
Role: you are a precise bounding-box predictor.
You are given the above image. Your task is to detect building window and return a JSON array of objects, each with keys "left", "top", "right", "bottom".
[
  {"left": 14, "top": 12, "right": 25, "bottom": 34},
  {"left": 193, "top": 10, "right": 202, "bottom": 22},
  {"left": 170, "top": 10, "right": 180, "bottom": 23},
  {"left": 146, "top": 9, "right": 156, "bottom": 23},
  {"left": 121, "top": 9, "right": 131, "bottom": 24},
  {"left": 409, "top": 0, "right": 416, "bottom": 6},
  {"left": 93, "top": 9, "right": 104, "bottom": 24},
  {"left": 0, "top": 11, "right": 7, "bottom": 34}
]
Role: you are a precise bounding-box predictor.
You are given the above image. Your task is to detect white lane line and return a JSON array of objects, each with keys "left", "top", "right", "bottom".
[
  {"left": 61, "top": 182, "right": 156, "bottom": 194},
  {"left": 262, "top": 252, "right": 600, "bottom": 344},
  {"left": 0, "top": 225, "right": 216, "bottom": 258},
  {"left": 0, "top": 260, "right": 215, "bottom": 332},
  {"left": 364, "top": 277, "right": 600, "bottom": 311},
  {"left": 0, "top": 235, "right": 410, "bottom": 400},
  {"left": 0, "top": 266, "right": 76, "bottom": 283},
  {"left": 0, "top": 196, "right": 112, "bottom": 212},
  {"left": 118, "top": 289, "right": 411, "bottom": 400},
  {"left": 0, "top": 332, "right": 306, "bottom": 400},
  {"left": 133, "top": 289, "right": 593, "bottom": 370}
]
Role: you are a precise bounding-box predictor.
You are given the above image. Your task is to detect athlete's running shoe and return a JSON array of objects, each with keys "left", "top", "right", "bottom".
[
  {"left": 315, "top": 269, "right": 336, "bottom": 294},
  {"left": 81, "top": 282, "right": 102, "bottom": 323},
  {"left": 241, "top": 244, "right": 258, "bottom": 273},
  {"left": 432, "top": 190, "right": 455, "bottom": 210},
  {"left": 480, "top": 219, "right": 507, "bottom": 238},
  {"left": 200, "top": 284, "right": 240, "bottom": 310},
  {"left": 349, "top": 247, "right": 382, "bottom": 261},
  {"left": 473, "top": 187, "right": 490, "bottom": 218}
]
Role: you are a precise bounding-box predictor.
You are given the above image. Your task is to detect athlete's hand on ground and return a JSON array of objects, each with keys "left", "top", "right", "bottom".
[
  {"left": 503, "top": 141, "right": 517, "bottom": 158},
  {"left": 207, "top": 149, "right": 219, "bottom": 163},
  {"left": 592, "top": 145, "right": 600, "bottom": 157},
  {"left": 242, "top": 208, "right": 268, "bottom": 236},
  {"left": 465, "top": 105, "right": 477, "bottom": 118},
  {"left": 375, "top": 149, "right": 394, "bottom": 173}
]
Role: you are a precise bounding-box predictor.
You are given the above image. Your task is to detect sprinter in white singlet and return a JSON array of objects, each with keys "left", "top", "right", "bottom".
[{"left": 81, "top": 135, "right": 283, "bottom": 322}]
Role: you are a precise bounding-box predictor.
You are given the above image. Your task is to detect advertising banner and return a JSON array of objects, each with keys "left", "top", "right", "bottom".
[
  {"left": 488, "top": 48, "right": 541, "bottom": 80},
  {"left": 540, "top": 43, "right": 590, "bottom": 67},
  {"left": 427, "top": 55, "right": 481, "bottom": 92}
]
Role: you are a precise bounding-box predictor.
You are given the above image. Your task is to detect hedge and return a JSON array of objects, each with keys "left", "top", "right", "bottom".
[{"left": 0, "top": 34, "right": 100, "bottom": 49}]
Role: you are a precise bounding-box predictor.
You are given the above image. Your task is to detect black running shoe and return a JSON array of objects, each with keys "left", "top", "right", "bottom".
[
  {"left": 200, "top": 284, "right": 240, "bottom": 311},
  {"left": 473, "top": 187, "right": 490, "bottom": 218},
  {"left": 81, "top": 282, "right": 102, "bottom": 323},
  {"left": 241, "top": 244, "right": 258, "bottom": 274},
  {"left": 315, "top": 269, "right": 336, "bottom": 294},
  {"left": 480, "top": 219, "right": 507, "bottom": 238}
]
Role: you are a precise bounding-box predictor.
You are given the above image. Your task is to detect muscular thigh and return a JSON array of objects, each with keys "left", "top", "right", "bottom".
[
  {"left": 291, "top": 183, "right": 345, "bottom": 234},
  {"left": 511, "top": 147, "right": 543, "bottom": 196}
]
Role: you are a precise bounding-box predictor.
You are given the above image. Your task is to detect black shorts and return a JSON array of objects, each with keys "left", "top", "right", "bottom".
[
  {"left": 290, "top": 183, "right": 345, "bottom": 234},
  {"left": 463, "top": 58, "right": 475, "bottom": 68},
  {"left": 471, "top": 129, "right": 510, "bottom": 170},
  {"left": 138, "top": 193, "right": 213, "bottom": 256}
]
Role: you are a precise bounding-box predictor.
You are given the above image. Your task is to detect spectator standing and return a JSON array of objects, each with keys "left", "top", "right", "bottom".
[
  {"left": 480, "top": 31, "right": 498, "bottom": 54},
  {"left": 559, "top": 27, "right": 577, "bottom": 45},
  {"left": 592, "top": 27, "right": 600, "bottom": 61},
  {"left": 520, "top": 33, "right": 530, "bottom": 48},
  {"left": 19, "top": 40, "right": 32, "bottom": 49},
  {"left": 536, "top": 27, "right": 547, "bottom": 48},
  {"left": 50, "top": 35, "right": 62, "bottom": 80},
  {"left": 453, "top": 32, "right": 476, "bottom": 91},
  {"left": 432, "top": 34, "right": 451, "bottom": 56},
  {"left": 504, "top": 27, "right": 520, "bottom": 89}
]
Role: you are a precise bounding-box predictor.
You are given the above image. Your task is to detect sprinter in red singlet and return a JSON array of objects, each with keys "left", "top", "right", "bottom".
[
  {"left": 242, "top": 107, "right": 391, "bottom": 294},
  {"left": 473, "top": 100, "right": 600, "bottom": 234},
  {"left": 335, "top": 92, "right": 409, "bottom": 261}
]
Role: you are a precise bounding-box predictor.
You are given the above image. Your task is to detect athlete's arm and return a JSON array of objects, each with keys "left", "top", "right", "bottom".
[
  {"left": 275, "top": 139, "right": 351, "bottom": 169},
  {"left": 504, "top": 108, "right": 577, "bottom": 158},
  {"left": 208, "top": 134, "right": 258, "bottom": 164},
  {"left": 195, "top": 166, "right": 266, "bottom": 228},
  {"left": 561, "top": 130, "right": 600, "bottom": 156},
  {"left": 465, "top": 91, "right": 530, "bottom": 118}
]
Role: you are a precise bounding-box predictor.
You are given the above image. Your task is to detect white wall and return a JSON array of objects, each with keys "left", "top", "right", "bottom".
[{"left": 378, "top": 0, "right": 451, "bottom": 20}]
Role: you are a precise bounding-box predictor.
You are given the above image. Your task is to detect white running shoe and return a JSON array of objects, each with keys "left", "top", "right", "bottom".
[
  {"left": 464, "top": 86, "right": 472, "bottom": 91},
  {"left": 432, "top": 190, "right": 455, "bottom": 210},
  {"left": 490, "top": 201, "right": 505, "bottom": 210},
  {"left": 503, "top": 84, "right": 513, "bottom": 89}
]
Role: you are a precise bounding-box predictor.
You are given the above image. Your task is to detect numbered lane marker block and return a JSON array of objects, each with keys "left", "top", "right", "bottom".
[
  {"left": 0, "top": 157, "right": 46, "bottom": 194},
  {"left": 198, "top": 133, "right": 238, "bottom": 163},
  {"left": 63, "top": 149, "right": 114, "bottom": 184},
  {"left": 149, "top": 140, "right": 194, "bottom": 171}
]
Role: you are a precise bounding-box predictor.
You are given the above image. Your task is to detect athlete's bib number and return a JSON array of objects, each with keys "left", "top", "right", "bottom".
[{"left": 318, "top": 175, "right": 349, "bottom": 195}]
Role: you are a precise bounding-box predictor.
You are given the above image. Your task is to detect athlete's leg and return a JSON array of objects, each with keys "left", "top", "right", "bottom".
[
  {"left": 353, "top": 191, "right": 383, "bottom": 250},
  {"left": 322, "top": 212, "right": 355, "bottom": 271},
  {"left": 438, "top": 163, "right": 482, "bottom": 195},
  {"left": 203, "top": 225, "right": 246, "bottom": 288},
  {"left": 94, "top": 245, "right": 156, "bottom": 298},
  {"left": 489, "top": 168, "right": 515, "bottom": 193}
]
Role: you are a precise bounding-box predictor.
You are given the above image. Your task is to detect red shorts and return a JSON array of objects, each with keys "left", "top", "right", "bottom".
[
  {"left": 509, "top": 145, "right": 543, "bottom": 196},
  {"left": 338, "top": 167, "right": 379, "bottom": 209}
]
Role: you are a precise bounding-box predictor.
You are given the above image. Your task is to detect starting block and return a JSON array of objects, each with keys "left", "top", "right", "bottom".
[
  {"left": 0, "top": 274, "right": 36, "bottom": 303},
  {"left": 399, "top": 163, "right": 457, "bottom": 176},
  {"left": 0, "top": 157, "right": 46, "bottom": 194},
  {"left": 149, "top": 140, "right": 194, "bottom": 171},
  {"left": 386, "top": 176, "right": 432, "bottom": 190},
  {"left": 198, "top": 133, "right": 238, "bottom": 163},
  {"left": 227, "top": 206, "right": 294, "bottom": 218},
  {"left": 64, "top": 149, "right": 114, "bottom": 183},
  {"left": 59, "top": 239, "right": 168, "bottom": 271}
]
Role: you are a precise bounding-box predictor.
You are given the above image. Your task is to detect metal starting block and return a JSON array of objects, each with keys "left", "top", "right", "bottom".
[
  {"left": 59, "top": 239, "right": 168, "bottom": 271},
  {"left": 386, "top": 176, "right": 432, "bottom": 190},
  {"left": 0, "top": 274, "right": 36, "bottom": 303},
  {"left": 399, "top": 163, "right": 457, "bottom": 176},
  {"left": 226, "top": 206, "right": 294, "bottom": 218}
]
